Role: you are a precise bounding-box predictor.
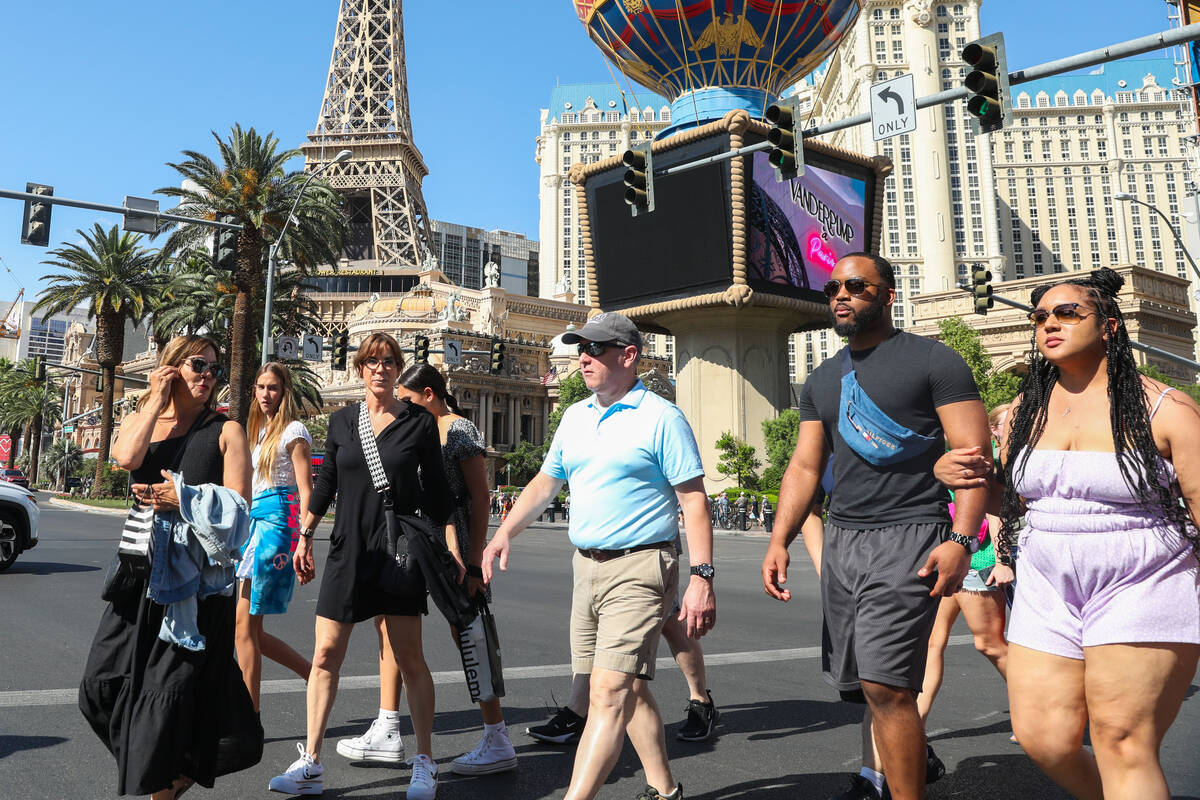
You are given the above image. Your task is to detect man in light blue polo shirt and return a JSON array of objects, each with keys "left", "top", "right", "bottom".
[{"left": 483, "top": 311, "right": 715, "bottom": 800}]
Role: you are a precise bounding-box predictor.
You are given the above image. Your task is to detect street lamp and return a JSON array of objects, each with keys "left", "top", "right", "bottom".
[
  {"left": 1114, "top": 191, "right": 1200, "bottom": 288},
  {"left": 261, "top": 148, "right": 352, "bottom": 365}
]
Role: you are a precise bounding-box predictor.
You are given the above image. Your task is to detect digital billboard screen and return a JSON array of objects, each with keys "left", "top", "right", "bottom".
[{"left": 745, "top": 146, "right": 873, "bottom": 302}]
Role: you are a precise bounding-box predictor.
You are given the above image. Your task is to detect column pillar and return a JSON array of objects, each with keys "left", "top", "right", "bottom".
[{"left": 904, "top": 0, "right": 957, "bottom": 292}]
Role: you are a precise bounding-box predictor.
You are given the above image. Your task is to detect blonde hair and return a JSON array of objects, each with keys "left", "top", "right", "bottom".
[
  {"left": 352, "top": 332, "right": 405, "bottom": 373},
  {"left": 246, "top": 362, "right": 302, "bottom": 484},
  {"left": 145, "top": 334, "right": 222, "bottom": 410},
  {"left": 988, "top": 403, "right": 1010, "bottom": 429}
]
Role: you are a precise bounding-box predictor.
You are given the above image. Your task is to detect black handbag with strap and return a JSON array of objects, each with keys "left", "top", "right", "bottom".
[{"left": 358, "top": 403, "right": 477, "bottom": 629}]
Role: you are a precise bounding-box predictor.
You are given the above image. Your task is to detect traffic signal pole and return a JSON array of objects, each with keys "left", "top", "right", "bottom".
[{"left": 655, "top": 23, "right": 1200, "bottom": 180}]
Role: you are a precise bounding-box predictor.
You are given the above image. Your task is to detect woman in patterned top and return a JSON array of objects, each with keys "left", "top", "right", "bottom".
[
  {"left": 235, "top": 362, "right": 314, "bottom": 711},
  {"left": 336, "top": 363, "right": 517, "bottom": 776}
]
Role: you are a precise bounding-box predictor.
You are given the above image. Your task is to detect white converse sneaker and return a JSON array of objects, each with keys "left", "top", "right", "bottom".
[
  {"left": 336, "top": 718, "right": 405, "bottom": 762},
  {"left": 268, "top": 743, "right": 324, "bottom": 795},
  {"left": 406, "top": 753, "right": 439, "bottom": 800},
  {"left": 449, "top": 727, "right": 518, "bottom": 775}
]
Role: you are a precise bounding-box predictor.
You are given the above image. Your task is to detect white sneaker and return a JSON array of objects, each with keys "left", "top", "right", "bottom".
[
  {"left": 336, "top": 718, "right": 405, "bottom": 762},
  {"left": 406, "top": 753, "right": 439, "bottom": 800},
  {"left": 268, "top": 743, "right": 324, "bottom": 795},
  {"left": 449, "top": 728, "right": 518, "bottom": 775}
]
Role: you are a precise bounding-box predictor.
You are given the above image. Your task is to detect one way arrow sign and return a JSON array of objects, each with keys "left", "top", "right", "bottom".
[{"left": 870, "top": 73, "right": 917, "bottom": 142}]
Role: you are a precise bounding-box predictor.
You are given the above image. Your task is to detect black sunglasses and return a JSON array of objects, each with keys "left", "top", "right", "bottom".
[
  {"left": 186, "top": 357, "right": 226, "bottom": 381},
  {"left": 578, "top": 341, "right": 623, "bottom": 357},
  {"left": 1028, "top": 302, "right": 1098, "bottom": 328},
  {"left": 822, "top": 277, "right": 879, "bottom": 299}
]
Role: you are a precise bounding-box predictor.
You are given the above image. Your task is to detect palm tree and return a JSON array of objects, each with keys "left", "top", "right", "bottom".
[
  {"left": 158, "top": 124, "right": 348, "bottom": 422},
  {"left": 0, "top": 361, "right": 61, "bottom": 485},
  {"left": 42, "top": 437, "right": 84, "bottom": 491},
  {"left": 35, "top": 224, "right": 161, "bottom": 488},
  {"left": 0, "top": 358, "right": 20, "bottom": 450}
]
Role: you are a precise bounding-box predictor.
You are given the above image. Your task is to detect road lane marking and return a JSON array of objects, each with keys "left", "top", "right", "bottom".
[{"left": 0, "top": 636, "right": 975, "bottom": 709}]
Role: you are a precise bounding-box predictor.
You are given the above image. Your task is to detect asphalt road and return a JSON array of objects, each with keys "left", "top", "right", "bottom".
[{"left": 1, "top": 497, "right": 1198, "bottom": 800}]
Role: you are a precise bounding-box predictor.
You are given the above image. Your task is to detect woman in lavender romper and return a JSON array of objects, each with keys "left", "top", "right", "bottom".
[{"left": 939, "top": 268, "right": 1199, "bottom": 800}]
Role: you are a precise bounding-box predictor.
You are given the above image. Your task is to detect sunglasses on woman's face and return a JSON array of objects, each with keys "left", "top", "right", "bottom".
[
  {"left": 822, "top": 277, "right": 879, "bottom": 299},
  {"left": 186, "top": 357, "right": 226, "bottom": 382},
  {"left": 1028, "top": 302, "right": 1097, "bottom": 328},
  {"left": 578, "top": 341, "right": 620, "bottom": 357},
  {"left": 361, "top": 356, "right": 397, "bottom": 370}
]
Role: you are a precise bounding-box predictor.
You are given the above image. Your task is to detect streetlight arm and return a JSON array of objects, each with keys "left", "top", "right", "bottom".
[{"left": 1119, "top": 194, "right": 1200, "bottom": 284}]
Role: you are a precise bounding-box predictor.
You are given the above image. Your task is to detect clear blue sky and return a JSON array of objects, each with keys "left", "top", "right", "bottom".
[{"left": 0, "top": 0, "right": 1181, "bottom": 303}]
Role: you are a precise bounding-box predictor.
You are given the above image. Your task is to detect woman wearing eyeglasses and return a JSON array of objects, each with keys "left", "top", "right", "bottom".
[
  {"left": 271, "top": 332, "right": 452, "bottom": 800},
  {"left": 82, "top": 335, "right": 257, "bottom": 799},
  {"left": 234, "top": 362, "right": 314, "bottom": 712},
  {"left": 939, "top": 268, "right": 1200, "bottom": 800}
]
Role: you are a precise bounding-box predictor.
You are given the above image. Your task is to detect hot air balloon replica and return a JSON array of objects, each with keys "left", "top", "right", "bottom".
[{"left": 569, "top": 0, "right": 892, "bottom": 487}]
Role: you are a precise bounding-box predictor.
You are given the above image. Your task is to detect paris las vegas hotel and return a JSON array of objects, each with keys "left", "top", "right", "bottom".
[{"left": 535, "top": 0, "right": 1200, "bottom": 384}]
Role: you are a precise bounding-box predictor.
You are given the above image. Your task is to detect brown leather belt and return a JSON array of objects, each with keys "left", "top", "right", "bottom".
[{"left": 576, "top": 540, "right": 672, "bottom": 563}]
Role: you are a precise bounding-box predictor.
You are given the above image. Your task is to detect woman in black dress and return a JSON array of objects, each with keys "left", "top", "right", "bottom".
[
  {"left": 80, "top": 334, "right": 256, "bottom": 799},
  {"left": 272, "top": 333, "right": 451, "bottom": 799}
]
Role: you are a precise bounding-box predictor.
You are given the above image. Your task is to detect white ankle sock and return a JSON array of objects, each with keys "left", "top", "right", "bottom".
[
  {"left": 860, "top": 767, "right": 885, "bottom": 795},
  {"left": 483, "top": 721, "right": 507, "bottom": 736},
  {"left": 379, "top": 709, "right": 401, "bottom": 729}
]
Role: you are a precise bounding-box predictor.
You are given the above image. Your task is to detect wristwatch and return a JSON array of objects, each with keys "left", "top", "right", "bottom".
[
  {"left": 689, "top": 563, "right": 715, "bottom": 580},
  {"left": 947, "top": 532, "right": 980, "bottom": 554},
  {"left": 300, "top": 527, "right": 316, "bottom": 539}
]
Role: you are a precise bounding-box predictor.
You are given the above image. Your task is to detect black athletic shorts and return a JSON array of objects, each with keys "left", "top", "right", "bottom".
[{"left": 820, "top": 521, "right": 948, "bottom": 694}]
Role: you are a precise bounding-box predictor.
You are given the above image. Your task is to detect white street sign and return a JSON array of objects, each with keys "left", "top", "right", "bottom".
[
  {"left": 443, "top": 338, "right": 462, "bottom": 366},
  {"left": 303, "top": 334, "right": 323, "bottom": 361},
  {"left": 275, "top": 335, "right": 300, "bottom": 359},
  {"left": 870, "top": 73, "right": 917, "bottom": 142}
]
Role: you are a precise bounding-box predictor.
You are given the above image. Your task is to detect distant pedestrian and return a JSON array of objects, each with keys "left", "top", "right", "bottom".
[{"left": 484, "top": 312, "right": 715, "bottom": 800}]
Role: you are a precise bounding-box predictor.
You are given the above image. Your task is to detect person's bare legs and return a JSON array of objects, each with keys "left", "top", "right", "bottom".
[
  {"left": 384, "top": 615, "right": 434, "bottom": 757},
  {"left": 235, "top": 581, "right": 264, "bottom": 711},
  {"left": 1008, "top": 643, "right": 1101, "bottom": 800},
  {"left": 955, "top": 589, "right": 1008, "bottom": 678},
  {"left": 661, "top": 613, "right": 707, "bottom": 702},
  {"left": 860, "top": 707, "right": 883, "bottom": 772},
  {"left": 563, "top": 668, "right": 674, "bottom": 800},
  {"left": 565, "top": 672, "right": 591, "bottom": 717},
  {"left": 377, "top": 615, "right": 404, "bottom": 711},
  {"left": 916, "top": 598, "right": 960, "bottom": 722},
  {"left": 306, "top": 616, "right": 355, "bottom": 761},
  {"left": 861, "top": 679, "right": 925, "bottom": 800},
  {"left": 1085, "top": 642, "right": 1199, "bottom": 800},
  {"left": 260, "top": 631, "right": 312, "bottom": 681}
]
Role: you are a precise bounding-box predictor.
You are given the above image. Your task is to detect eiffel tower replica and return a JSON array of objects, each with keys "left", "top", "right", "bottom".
[{"left": 302, "top": 0, "right": 440, "bottom": 324}]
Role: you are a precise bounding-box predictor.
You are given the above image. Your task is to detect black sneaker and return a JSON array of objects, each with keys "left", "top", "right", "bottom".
[
  {"left": 636, "top": 784, "right": 682, "bottom": 800},
  {"left": 926, "top": 743, "right": 945, "bottom": 784},
  {"left": 829, "top": 775, "right": 883, "bottom": 800},
  {"left": 526, "top": 707, "right": 586, "bottom": 744},
  {"left": 676, "top": 690, "right": 719, "bottom": 741}
]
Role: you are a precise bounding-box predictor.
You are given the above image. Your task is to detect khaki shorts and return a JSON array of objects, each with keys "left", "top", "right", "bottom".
[{"left": 570, "top": 545, "right": 678, "bottom": 679}]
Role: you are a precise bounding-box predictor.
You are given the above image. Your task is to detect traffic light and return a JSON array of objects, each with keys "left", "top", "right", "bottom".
[
  {"left": 489, "top": 340, "right": 506, "bottom": 375},
  {"left": 621, "top": 144, "right": 655, "bottom": 216},
  {"left": 21, "top": 183, "right": 54, "bottom": 247},
  {"left": 212, "top": 213, "right": 238, "bottom": 271},
  {"left": 414, "top": 334, "right": 429, "bottom": 364},
  {"left": 95, "top": 373, "right": 104, "bottom": 392},
  {"left": 765, "top": 99, "right": 805, "bottom": 181},
  {"left": 331, "top": 328, "right": 349, "bottom": 371},
  {"left": 972, "top": 267, "right": 994, "bottom": 315},
  {"left": 32, "top": 356, "right": 45, "bottom": 382},
  {"left": 962, "top": 33, "right": 1012, "bottom": 134}
]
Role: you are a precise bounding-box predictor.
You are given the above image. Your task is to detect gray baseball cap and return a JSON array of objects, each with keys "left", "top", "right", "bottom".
[{"left": 560, "top": 311, "right": 643, "bottom": 351}]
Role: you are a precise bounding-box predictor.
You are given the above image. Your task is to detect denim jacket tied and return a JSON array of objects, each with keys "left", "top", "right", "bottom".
[{"left": 147, "top": 471, "right": 250, "bottom": 651}]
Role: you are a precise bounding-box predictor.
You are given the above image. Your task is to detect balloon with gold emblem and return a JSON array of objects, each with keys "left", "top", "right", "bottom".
[{"left": 572, "top": 0, "right": 860, "bottom": 136}]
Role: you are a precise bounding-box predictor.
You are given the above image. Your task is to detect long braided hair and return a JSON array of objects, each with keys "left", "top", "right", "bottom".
[{"left": 999, "top": 267, "right": 1199, "bottom": 561}]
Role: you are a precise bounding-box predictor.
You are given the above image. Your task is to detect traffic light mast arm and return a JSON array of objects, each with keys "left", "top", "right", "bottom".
[
  {"left": 0, "top": 188, "right": 243, "bottom": 231},
  {"left": 43, "top": 363, "right": 149, "bottom": 385}
]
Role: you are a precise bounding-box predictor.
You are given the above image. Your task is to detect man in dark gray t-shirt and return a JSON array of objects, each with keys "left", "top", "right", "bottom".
[{"left": 761, "top": 253, "right": 989, "bottom": 800}]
